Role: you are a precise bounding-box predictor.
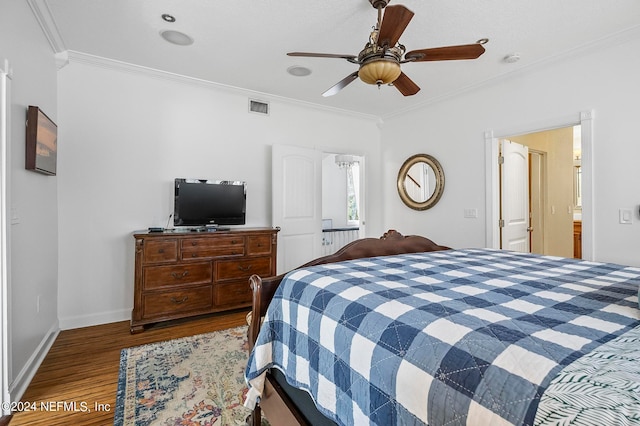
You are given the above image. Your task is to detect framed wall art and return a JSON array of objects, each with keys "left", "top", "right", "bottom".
[{"left": 25, "top": 105, "right": 57, "bottom": 175}]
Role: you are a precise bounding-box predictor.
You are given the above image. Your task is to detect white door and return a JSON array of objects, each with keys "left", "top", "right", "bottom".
[
  {"left": 500, "top": 140, "right": 530, "bottom": 252},
  {"left": 272, "top": 144, "right": 322, "bottom": 273}
]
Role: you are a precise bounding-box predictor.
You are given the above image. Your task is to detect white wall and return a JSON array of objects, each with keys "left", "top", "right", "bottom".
[
  {"left": 56, "top": 60, "right": 383, "bottom": 329},
  {"left": 0, "top": 0, "right": 59, "bottom": 401},
  {"left": 382, "top": 30, "right": 640, "bottom": 266}
]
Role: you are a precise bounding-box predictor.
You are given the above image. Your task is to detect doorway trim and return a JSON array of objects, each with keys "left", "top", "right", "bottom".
[
  {"left": 528, "top": 149, "right": 546, "bottom": 254},
  {"left": 485, "top": 110, "right": 594, "bottom": 260},
  {"left": 0, "top": 62, "right": 11, "bottom": 417}
]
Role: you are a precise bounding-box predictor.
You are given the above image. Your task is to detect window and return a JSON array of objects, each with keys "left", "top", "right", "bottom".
[{"left": 346, "top": 162, "right": 360, "bottom": 224}]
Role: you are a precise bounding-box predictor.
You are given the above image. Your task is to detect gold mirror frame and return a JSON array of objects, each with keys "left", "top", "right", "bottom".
[{"left": 397, "top": 154, "right": 445, "bottom": 210}]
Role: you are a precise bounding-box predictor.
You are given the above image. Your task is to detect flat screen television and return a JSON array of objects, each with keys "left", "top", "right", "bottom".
[{"left": 173, "top": 179, "right": 246, "bottom": 227}]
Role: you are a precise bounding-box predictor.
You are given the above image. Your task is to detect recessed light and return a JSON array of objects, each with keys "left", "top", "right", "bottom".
[
  {"left": 287, "top": 66, "right": 312, "bottom": 77},
  {"left": 161, "top": 14, "right": 176, "bottom": 23},
  {"left": 160, "top": 30, "right": 194, "bottom": 46}
]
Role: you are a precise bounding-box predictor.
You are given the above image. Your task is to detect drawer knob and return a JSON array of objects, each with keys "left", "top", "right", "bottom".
[
  {"left": 171, "top": 271, "right": 189, "bottom": 280},
  {"left": 170, "top": 296, "right": 188, "bottom": 304},
  {"left": 238, "top": 264, "right": 252, "bottom": 272},
  {"left": 158, "top": 249, "right": 165, "bottom": 253}
]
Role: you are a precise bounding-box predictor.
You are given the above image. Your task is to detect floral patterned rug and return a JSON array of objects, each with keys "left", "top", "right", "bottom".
[{"left": 114, "top": 326, "right": 253, "bottom": 425}]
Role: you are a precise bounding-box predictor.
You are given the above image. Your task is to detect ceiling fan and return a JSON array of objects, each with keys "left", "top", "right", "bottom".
[{"left": 288, "top": 0, "right": 488, "bottom": 97}]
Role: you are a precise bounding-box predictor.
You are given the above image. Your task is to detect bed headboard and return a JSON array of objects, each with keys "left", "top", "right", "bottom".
[
  {"left": 302, "top": 229, "right": 449, "bottom": 267},
  {"left": 247, "top": 230, "right": 450, "bottom": 349}
]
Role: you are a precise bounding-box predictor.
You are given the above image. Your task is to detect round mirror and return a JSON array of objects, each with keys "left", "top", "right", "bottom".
[{"left": 397, "top": 154, "right": 445, "bottom": 210}]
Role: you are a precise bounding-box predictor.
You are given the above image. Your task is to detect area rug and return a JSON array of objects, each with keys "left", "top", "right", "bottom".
[{"left": 114, "top": 325, "right": 254, "bottom": 425}]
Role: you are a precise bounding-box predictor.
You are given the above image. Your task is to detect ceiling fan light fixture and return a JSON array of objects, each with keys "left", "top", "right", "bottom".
[
  {"left": 359, "top": 58, "right": 401, "bottom": 85},
  {"left": 288, "top": 4, "right": 485, "bottom": 97}
]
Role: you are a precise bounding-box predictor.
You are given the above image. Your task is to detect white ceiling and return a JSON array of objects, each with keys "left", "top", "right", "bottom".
[{"left": 38, "top": 0, "right": 640, "bottom": 118}]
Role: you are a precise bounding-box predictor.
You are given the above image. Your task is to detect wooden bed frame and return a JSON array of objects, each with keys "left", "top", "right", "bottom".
[{"left": 246, "top": 230, "right": 450, "bottom": 426}]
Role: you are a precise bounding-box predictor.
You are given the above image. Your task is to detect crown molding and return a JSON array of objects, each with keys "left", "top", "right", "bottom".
[
  {"left": 54, "top": 51, "right": 69, "bottom": 70},
  {"left": 63, "top": 50, "right": 379, "bottom": 123},
  {"left": 383, "top": 24, "right": 640, "bottom": 121},
  {"left": 27, "top": 0, "right": 66, "bottom": 53}
]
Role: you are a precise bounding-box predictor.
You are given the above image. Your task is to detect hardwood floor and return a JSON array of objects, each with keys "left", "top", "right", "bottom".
[{"left": 10, "top": 310, "right": 248, "bottom": 426}]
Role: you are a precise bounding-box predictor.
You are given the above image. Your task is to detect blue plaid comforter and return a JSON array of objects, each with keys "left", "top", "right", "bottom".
[{"left": 245, "top": 249, "right": 640, "bottom": 425}]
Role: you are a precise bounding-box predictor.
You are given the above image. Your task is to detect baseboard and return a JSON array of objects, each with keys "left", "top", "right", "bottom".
[
  {"left": 58, "top": 308, "right": 130, "bottom": 330},
  {"left": 9, "top": 322, "right": 59, "bottom": 403},
  {"left": 9, "top": 309, "right": 131, "bottom": 403}
]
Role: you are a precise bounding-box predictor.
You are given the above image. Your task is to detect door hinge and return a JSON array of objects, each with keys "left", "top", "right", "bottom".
[
  {"left": 499, "top": 219, "right": 505, "bottom": 228},
  {"left": 498, "top": 155, "right": 504, "bottom": 164}
]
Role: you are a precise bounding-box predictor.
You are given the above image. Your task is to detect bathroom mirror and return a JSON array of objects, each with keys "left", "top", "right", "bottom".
[{"left": 397, "top": 154, "right": 445, "bottom": 210}]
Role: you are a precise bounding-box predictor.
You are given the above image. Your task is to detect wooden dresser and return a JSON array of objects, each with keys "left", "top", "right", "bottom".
[{"left": 131, "top": 227, "right": 279, "bottom": 333}]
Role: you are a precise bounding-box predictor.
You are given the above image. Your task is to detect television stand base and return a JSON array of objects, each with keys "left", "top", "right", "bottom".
[{"left": 186, "top": 226, "right": 231, "bottom": 232}]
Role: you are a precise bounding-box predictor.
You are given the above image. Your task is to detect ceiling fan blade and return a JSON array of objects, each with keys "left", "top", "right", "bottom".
[
  {"left": 377, "top": 5, "right": 414, "bottom": 48},
  {"left": 287, "top": 52, "right": 358, "bottom": 61},
  {"left": 392, "top": 72, "right": 420, "bottom": 96},
  {"left": 322, "top": 72, "right": 359, "bottom": 97},
  {"left": 405, "top": 43, "right": 486, "bottom": 62}
]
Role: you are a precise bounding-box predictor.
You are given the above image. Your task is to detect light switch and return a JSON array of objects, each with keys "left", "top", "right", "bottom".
[
  {"left": 464, "top": 208, "right": 478, "bottom": 218},
  {"left": 620, "top": 209, "right": 632, "bottom": 224}
]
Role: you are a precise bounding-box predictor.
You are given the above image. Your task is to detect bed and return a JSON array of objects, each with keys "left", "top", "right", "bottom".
[{"left": 244, "top": 230, "right": 640, "bottom": 425}]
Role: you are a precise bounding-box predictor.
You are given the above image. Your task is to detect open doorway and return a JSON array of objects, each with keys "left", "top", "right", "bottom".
[
  {"left": 485, "top": 110, "right": 593, "bottom": 260},
  {"left": 500, "top": 126, "right": 578, "bottom": 258},
  {"left": 321, "top": 153, "right": 365, "bottom": 256},
  {"left": 271, "top": 145, "right": 366, "bottom": 273}
]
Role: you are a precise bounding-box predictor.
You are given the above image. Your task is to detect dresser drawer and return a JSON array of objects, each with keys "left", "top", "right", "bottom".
[
  {"left": 143, "top": 239, "right": 178, "bottom": 263},
  {"left": 143, "top": 262, "right": 212, "bottom": 290},
  {"left": 181, "top": 236, "right": 245, "bottom": 259},
  {"left": 214, "top": 280, "right": 252, "bottom": 307},
  {"left": 247, "top": 235, "right": 272, "bottom": 255},
  {"left": 142, "top": 286, "right": 213, "bottom": 318},
  {"left": 215, "top": 256, "right": 272, "bottom": 281},
  {"left": 132, "top": 228, "right": 278, "bottom": 333}
]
